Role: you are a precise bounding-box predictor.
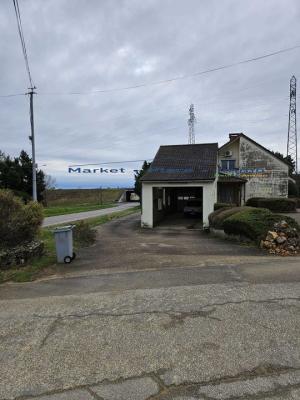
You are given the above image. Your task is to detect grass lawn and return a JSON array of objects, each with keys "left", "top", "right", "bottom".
[
  {"left": 0, "top": 206, "right": 140, "bottom": 284},
  {"left": 44, "top": 202, "right": 117, "bottom": 217}
]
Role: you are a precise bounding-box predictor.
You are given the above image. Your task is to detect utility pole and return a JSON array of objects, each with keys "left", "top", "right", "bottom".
[
  {"left": 188, "top": 104, "right": 196, "bottom": 144},
  {"left": 98, "top": 187, "right": 103, "bottom": 205},
  {"left": 13, "top": 0, "right": 38, "bottom": 200},
  {"left": 287, "top": 76, "right": 297, "bottom": 173},
  {"left": 28, "top": 87, "right": 37, "bottom": 201}
]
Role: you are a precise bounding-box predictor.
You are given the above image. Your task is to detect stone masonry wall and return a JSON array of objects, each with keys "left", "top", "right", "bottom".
[{"left": 239, "top": 137, "right": 288, "bottom": 201}]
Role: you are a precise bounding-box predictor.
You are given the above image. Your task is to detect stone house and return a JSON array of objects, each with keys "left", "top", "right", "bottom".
[
  {"left": 218, "top": 133, "right": 289, "bottom": 204},
  {"left": 140, "top": 133, "right": 289, "bottom": 228}
]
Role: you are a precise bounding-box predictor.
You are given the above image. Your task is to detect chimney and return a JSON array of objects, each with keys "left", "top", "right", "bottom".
[{"left": 229, "top": 133, "right": 242, "bottom": 141}]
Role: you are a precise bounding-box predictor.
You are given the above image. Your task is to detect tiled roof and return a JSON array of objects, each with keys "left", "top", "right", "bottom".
[{"left": 141, "top": 143, "right": 218, "bottom": 182}]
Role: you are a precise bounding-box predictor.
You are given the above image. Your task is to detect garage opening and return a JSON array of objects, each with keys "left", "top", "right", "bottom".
[{"left": 153, "top": 186, "right": 203, "bottom": 228}]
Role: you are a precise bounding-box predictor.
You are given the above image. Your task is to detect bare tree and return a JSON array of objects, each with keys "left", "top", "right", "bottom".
[{"left": 45, "top": 174, "right": 57, "bottom": 190}]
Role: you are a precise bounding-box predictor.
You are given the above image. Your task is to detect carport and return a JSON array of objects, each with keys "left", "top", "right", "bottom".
[{"left": 141, "top": 143, "right": 218, "bottom": 228}]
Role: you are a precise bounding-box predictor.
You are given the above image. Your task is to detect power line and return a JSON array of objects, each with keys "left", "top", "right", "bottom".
[
  {"left": 0, "top": 93, "right": 26, "bottom": 98},
  {"left": 2, "top": 44, "right": 300, "bottom": 99},
  {"left": 69, "top": 159, "right": 153, "bottom": 167},
  {"left": 12, "top": 0, "right": 34, "bottom": 88},
  {"left": 38, "top": 44, "right": 300, "bottom": 96}
]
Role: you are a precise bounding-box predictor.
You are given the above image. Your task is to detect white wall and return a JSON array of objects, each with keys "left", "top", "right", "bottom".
[
  {"left": 203, "top": 180, "right": 217, "bottom": 226},
  {"left": 141, "top": 181, "right": 217, "bottom": 228},
  {"left": 141, "top": 184, "right": 153, "bottom": 228},
  {"left": 218, "top": 140, "right": 240, "bottom": 167}
]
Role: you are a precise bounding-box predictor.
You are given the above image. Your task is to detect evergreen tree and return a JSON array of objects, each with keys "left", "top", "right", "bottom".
[
  {"left": 134, "top": 161, "right": 151, "bottom": 201},
  {"left": 271, "top": 151, "right": 295, "bottom": 175},
  {"left": 0, "top": 150, "right": 46, "bottom": 201}
]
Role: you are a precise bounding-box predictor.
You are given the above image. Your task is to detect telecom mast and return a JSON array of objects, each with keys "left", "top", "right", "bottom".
[
  {"left": 188, "top": 104, "right": 196, "bottom": 144},
  {"left": 287, "top": 76, "right": 297, "bottom": 173}
]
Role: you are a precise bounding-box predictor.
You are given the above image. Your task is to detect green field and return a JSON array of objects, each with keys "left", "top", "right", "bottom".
[
  {"left": 0, "top": 206, "right": 140, "bottom": 284},
  {"left": 44, "top": 188, "right": 124, "bottom": 207},
  {"left": 44, "top": 202, "right": 116, "bottom": 217}
]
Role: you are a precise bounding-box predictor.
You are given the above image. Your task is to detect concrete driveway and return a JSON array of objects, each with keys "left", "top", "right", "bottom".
[
  {"left": 1, "top": 213, "right": 300, "bottom": 400},
  {"left": 50, "top": 212, "right": 266, "bottom": 276}
]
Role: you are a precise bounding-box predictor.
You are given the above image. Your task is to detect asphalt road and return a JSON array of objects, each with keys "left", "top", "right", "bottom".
[
  {"left": 1, "top": 214, "right": 300, "bottom": 400},
  {"left": 1, "top": 260, "right": 300, "bottom": 300},
  {"left": 42, "top": 202, "right": 137, "bottom": 227}
]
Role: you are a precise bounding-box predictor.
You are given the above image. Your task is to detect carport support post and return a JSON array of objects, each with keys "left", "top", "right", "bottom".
[
  {"left": 202, "top": 183, "right": 216, "bottom": 227},
  {"left": 141, "top": 184, "right": 153, "bottom": 228}
]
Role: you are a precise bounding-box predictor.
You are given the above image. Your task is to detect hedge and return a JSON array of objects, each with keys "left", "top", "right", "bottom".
[
  {"left": 209, "top": 206, "right": 254, "bottom": 229},
  {"left": 246, "top": 197, "right": 297, "bottom": 212},
  {"left": 213, "top": 203, "right": 236, "bottom": 211},
  {"left": 223, "top": 208, "right": 300, "bottom": 242}
]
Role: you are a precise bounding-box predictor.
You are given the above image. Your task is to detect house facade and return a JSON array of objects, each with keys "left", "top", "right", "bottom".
[
  {"left": 141, "top": 133, "right": 289, "bottom": 228},
  {"left": 218, "top": 133, "right": 289, "bottom": 204}
]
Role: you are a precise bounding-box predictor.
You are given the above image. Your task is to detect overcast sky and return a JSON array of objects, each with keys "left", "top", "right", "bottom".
[{"left": 1, "top": 0, "right": 300, "bottom": 188}]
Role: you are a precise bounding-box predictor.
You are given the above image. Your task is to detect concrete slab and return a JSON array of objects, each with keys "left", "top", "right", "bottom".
[
  {"left": 198, "top": 370, "right": 300, "bottom": 399},
  {"left": 1, "top": 283, "right": 300, "bottom": 399},
  {"left": 36, "top": 390, "right": 94, "bottom": 399},
  {"left": 91, "top": 377, "right": 159, "bottom": 400},
  {"left": 1, "top": 215, "right": 300, "bottom": 400}
]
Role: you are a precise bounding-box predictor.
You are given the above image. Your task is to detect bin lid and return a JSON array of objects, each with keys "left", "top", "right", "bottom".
[{"left": 53, "top": 225, "right": 74, "bottom": 233}]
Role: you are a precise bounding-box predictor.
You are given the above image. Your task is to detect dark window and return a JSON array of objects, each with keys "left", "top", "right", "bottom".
[
  {"left": 229, "top": 160, "right": 235, "bottom": 169},
  {"left": 221, "top": 160, "right": 235, "bottom": 170}
]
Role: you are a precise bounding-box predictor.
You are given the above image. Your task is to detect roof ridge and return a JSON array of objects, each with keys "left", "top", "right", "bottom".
[
  {"left": 160, "top": 142, "right": 218, "bottom": 147},
  {"left": 219, "top": 133, "right": 290, "bottom": 166}
]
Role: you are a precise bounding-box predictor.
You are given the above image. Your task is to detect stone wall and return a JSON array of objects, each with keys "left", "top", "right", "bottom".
[{"left": 239, "top": 137, "right": 289, "bottom": 200}]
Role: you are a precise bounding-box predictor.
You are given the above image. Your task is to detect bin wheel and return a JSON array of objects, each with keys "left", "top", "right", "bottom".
[
  {"left": 64, "top": 256, "right": 72, "bottom": 264},
  {"left": 72, "top": 252, "right": 76, "bottom": 260}
]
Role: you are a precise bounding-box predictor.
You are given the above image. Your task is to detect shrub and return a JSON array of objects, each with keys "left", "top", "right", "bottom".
[
  {"left": 245, "top": 197, "right": 297, "bottom": 212},
  {"left": 213, "top": 202, "right": 235, "bottom": 211},
  {"left": 209, "top": 206, "right": 254, "bottom": 229},
  {"left": 245, "top": 197, "right": 262, "bottom": 207},
  {"left": 73, "top": 221, "right": 97, "bottom": 247},
  {"left": 223, "top": 208, "right": 300, "bottom": 242},
  {"left": 0, "top": 189, "right": 44, "bottom": 248}
]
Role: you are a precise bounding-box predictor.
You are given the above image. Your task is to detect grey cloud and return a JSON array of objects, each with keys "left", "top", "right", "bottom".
[{"left": 0, "top": 0, "right": 300, "bottom": 187}]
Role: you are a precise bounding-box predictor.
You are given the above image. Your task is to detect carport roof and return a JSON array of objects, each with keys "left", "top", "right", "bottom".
[{"left": 141, "top": 143, "right": 218, "bottom": 182}]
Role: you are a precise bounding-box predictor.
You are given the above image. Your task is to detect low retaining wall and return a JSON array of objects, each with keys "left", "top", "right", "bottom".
[{"left": 0, "top": 241, "right": 44, "bottom": 269}]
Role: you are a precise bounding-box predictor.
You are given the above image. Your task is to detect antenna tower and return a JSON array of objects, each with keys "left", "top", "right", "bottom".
[
  {"left": 287, "top": 76, "right": 297, "bottom": 173},
  {"left": 188, "top": 104, "right": 196, "bottom": 144}
]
